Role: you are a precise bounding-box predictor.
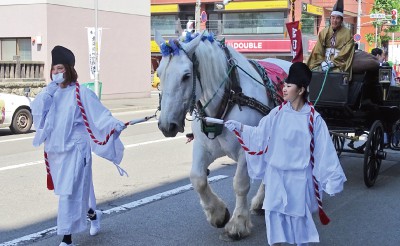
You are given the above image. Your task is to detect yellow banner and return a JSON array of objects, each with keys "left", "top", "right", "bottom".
[
  {"left": 151, "top": 4, "right": 179, "bottom": 13},
  {"left": 151, "top": 41, "right": 160, "bottom": 53},
  {"left": 302, "top": 3, "right": 323, "bottom": 16},
  {"left": 224, "top": 1, "right": 288, "bottom": 11}
]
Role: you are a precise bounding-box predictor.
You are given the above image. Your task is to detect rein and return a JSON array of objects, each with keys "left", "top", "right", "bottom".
[
  {"left": 75, "top": 82, "right": 129, "bottom": 145},
  {"left": 232, "top": 101, "right": 330, "bottom": 225},
  {"left": 163, "top": 37, "right": 275, "bottom": 139}
]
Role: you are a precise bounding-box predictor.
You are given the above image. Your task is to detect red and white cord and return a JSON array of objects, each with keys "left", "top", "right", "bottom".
[{"left": 232, "top": 101, "right": 330, "bottom": 225}]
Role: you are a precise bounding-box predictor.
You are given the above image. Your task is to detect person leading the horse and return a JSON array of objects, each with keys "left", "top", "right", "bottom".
[
  {"left": 307, "top": 0, "right": 354, "bottom": 73},
  {"left": 224, "top": 62, "right": 347, "bottom": 246},
  {"left": 31, "top": 45, "right": 127, "bottom": 246}
]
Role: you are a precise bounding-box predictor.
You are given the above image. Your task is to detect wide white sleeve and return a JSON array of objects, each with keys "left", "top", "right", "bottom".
[
  {"left": 30, "top": 90, "right": 54, "bottom": 146},
  {"left": 80, "top": 87, "right": 125, "bottom": 165},
  {"left": 313, "top": 115, "right": 347, "bottom": 195},
  {"left": 240, "top": 109, "right": 275, "bottom": 180}
]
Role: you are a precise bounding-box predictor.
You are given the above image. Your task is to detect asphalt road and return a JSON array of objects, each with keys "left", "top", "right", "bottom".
[{"left": 1, "top": 93, "right": 400, "bottom": 246}]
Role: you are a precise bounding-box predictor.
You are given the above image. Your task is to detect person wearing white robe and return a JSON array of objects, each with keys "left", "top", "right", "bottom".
[
  {"left": 225, "top": 62, "right": 346, "bottom": 246},
  {"left": 31, "top": 46, "right": 127, "bottom": 246}
]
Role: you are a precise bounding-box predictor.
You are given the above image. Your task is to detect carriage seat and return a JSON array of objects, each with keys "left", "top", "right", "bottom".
[{"left": 309, "top": 71, "right": 353, "bottom": 107}]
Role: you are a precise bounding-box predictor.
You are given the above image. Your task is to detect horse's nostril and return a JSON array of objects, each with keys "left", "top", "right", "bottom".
[{"left": 168, "top": 123, "right": 177, "bottom": 132}]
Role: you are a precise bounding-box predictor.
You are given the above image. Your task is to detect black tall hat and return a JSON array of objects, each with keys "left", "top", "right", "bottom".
[
  {"left": 286, "top": 62, "right": 312, "bottom": 88},
  {"left": 331, "top": 0, "right": 344, "bottom": 17},
  {"left": 51, "top": 45, "right": 75, "bottom": 66}
]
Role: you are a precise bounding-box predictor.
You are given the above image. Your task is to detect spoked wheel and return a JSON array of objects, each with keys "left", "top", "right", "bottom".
[
  {"left": 391, "top": 120, "right": 400, "bottom": 150},
  {"left": 363, "top": 120, "right": 385, "bottom": 188},
  {"left": 330, "top": 133, "right": 345, "bottom": 156}
]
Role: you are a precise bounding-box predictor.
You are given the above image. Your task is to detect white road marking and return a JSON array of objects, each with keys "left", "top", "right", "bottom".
[
  {"left": 0, "top": 175, "right": 229, "bottom": 246},
  {"left": 0, "top": 119, "right": 158, "bottom": 144},
  {"left": 112, "top": 109, "right": 158, "bottom": 116},
  {"left": 124, "top": 135, "right": 185, "bottom": 148},
  {"left": 0, "top": 136, "right": 34, "bottom": 144},
  {"left": 0, "top": 160, "right": 44, "bottom": 171},
  {"left": 0, "top": 136, "right": 186, "bottom": 172}
]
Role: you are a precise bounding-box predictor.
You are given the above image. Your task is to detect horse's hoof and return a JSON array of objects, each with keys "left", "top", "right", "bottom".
[
  {"left": 251, "top": 208, "right": 265, "bottom": 216},
  {"left": 219, "top": 232, "right": 244, "bottom": 242},
  {"left": 215, "top": 208, "right": 230, "bottom": 228}
]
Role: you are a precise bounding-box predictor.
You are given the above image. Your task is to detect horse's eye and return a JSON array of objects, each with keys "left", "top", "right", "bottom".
[{"left": 182, "top": 73, "right": 191, "bottom": 81}]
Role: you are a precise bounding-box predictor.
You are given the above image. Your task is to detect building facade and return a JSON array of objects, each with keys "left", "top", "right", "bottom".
[
  {"left": 151, "top": 0, "right": 376, "bottom": 68},
  {"left": 0, "top": 0, "right": 150, "bottom": 99}
]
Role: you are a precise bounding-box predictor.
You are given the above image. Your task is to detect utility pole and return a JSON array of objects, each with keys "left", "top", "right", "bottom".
[
  {"left": 94, "top": 0, "right": 100, "bottom": 97},
  {"left": 356, "top": 0, "right": 362, "bottom": 46},
  {"left": 195, "top": 0, "right": 201, "bottom": 32},
  {"left": 375, "top": 22, "right": 378, "bottom": 47}
]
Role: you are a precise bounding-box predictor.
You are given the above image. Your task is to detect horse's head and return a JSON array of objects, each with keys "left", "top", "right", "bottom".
[{"left": 155, "top": 31, "right": 202, "bottom": 137}]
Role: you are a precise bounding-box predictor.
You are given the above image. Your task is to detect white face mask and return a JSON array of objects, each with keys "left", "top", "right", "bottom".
[{"left": 52, "top": 73, "right": 64, "bottom": 83}]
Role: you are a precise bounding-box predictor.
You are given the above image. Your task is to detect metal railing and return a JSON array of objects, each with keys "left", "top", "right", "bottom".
[{"left": 151, "top": 19, "right": 286, "bottom": 37}]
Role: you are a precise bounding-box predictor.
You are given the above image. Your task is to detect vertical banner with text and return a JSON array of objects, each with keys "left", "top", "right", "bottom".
[
  {"left": 285, "top": 21, "right": 303, "bottom": 63},
  {"left": 87, "top": 27, "right": 102, "bottom": 80}
]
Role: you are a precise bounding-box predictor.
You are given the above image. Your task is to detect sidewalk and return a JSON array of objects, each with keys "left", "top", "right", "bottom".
[{"left": 101, "top": 91, "right": 160, "bottom": 113}]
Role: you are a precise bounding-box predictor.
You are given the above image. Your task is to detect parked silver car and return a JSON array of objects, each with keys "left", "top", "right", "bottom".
[{"left": 0, "top": 92, "right": 33, "bottom": 134}]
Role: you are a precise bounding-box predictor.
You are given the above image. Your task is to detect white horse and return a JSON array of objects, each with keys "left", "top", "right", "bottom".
[{"left": 155, "top": 31, "right": 291, "bottom": 240}]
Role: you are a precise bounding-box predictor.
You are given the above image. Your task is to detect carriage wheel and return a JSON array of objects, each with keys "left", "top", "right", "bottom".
[
  {"left": 391, "top": 120, "right": 400, "bottom": 149},
  {"left": 363, "top": 120, "right": 385, "bottom": 188},
  {"left": 330, "top": 133, "right": 345, "bottom": 157}
]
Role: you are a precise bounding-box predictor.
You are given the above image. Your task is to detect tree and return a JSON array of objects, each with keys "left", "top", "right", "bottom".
[{"left": 369, "top": 0, "right": 400, "bottom": 48}]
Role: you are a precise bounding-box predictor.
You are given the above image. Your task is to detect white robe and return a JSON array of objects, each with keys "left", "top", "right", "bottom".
[
  {"left": 241, "top": 102, "right": 346, "bottom": 245},
  {"left": 31, "top": 83, "right": 125, "bottom": 235}
]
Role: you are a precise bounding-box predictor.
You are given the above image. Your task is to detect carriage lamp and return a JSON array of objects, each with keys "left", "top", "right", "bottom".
[{"left": 379, "top": 68, "right": 392, "bottom": 100}]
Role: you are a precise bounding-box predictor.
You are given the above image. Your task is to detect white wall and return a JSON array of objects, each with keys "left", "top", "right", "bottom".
[
  {"left": 0, "top": 1, "right": 151, "bottom": 99},
  {"left": 0, "top": 0, "right": 150, "bottom": 16}
]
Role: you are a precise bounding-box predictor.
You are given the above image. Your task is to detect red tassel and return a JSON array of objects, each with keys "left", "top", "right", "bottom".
[
  {"left": 47, "top": 174, "right": 54, "bottom": 190},
  {"left": 319, "top": 208, "right": 330, "bottom": 225}
]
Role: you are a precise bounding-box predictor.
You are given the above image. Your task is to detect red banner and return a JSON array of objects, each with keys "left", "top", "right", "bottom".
[{"left": 286, "top": 21, "right": 303, "bottom": 63}]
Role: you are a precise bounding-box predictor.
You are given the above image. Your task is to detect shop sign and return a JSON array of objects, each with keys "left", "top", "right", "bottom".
[
  {"left": 225, "top": 39, "right": 291, "bottom": 52},
  {"left": 151, "top": 4, "right": 179, "bottom": 13},
  {"left": 224, "top": 1, "right": 288, "bottom": 11},
  {"left": 302, "top": 3, "right": 323, "bottom": 16}
]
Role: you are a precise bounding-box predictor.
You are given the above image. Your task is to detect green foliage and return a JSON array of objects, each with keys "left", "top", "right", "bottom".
[
  {"left": 369, "top": 0, "right": 400, "bottom": 47},
  {"left": 365, "top": 33, "right": 375, "bottom": 46}
]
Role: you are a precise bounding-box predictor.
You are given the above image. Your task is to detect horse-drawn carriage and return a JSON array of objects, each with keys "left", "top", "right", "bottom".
[{"left": 309, "top": 65, "right": 400, "bottom": 187}]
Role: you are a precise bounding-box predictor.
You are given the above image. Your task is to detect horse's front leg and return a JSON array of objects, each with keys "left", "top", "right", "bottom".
[
  {"left": 190, "top": 142, "right": 230, "bottom": 229},
  {"left": 221, "top": 154, "right": 252, "bottom": 241},
  {"left": 250, "top": 182, "right": 265, "bottom": 215}
]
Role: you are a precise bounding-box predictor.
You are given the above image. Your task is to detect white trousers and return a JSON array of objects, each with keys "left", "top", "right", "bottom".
[{"left": 48, "top": 139, "right": 96, "bottom": 235}]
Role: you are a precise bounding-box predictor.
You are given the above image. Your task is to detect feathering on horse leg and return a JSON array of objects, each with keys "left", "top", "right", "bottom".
[
  {"left": 190, "top": 146, "right": 230, "bottom": 229},
  {"left": 222, "top": 156, "right": 252, "bottom": 241},
  {"left": 250, "top": 182, "right": 265, "bottom": 215}
]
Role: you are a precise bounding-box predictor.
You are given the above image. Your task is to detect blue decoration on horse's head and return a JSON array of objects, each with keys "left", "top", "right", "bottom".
[
  {"left": 160, "top": 40, "right": 181, "bottom": 57},
  {"left": 168, "top": 39, "right": 181, "bottom": 56},
  {"left": 160, "top": 31, "right": 217, "bottom": 57},
  {"left": 160, "top": 42, "right": 172, "bottom": 57}
]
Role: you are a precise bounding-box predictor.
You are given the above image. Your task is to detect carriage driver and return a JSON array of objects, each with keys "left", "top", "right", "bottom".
[{"left": 307, "top": 0, "right": 355, "bottom": 73}]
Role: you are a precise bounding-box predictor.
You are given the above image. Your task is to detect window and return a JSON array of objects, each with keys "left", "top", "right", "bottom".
[
  {"left": 151, "top": 15, "right": 177, "bottom": 36},
  {"left": 301, "top": 14, "right": 315, "bottom": 35},
  {"left": 0, "top": 38, "right": 31, "bottom": 61},
  {"left": 223, "top": 12, "right": 285, "bottom": 35}
]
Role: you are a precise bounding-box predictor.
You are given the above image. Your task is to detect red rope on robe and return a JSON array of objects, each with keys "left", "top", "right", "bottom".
[
  {"left": 43, "top": 82, "right": 129, "bottom": 190},
  {"left": 44, "top": 152, "right": 54, "bottom": 190},
  {"left": 307, "top": 101, "right": 330, "bottom": 225},
  {"left": 233, "top": 101, "right": 330, "bottom": 225}
]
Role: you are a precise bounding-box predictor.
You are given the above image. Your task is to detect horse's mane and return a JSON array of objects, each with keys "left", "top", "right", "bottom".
[{"left": 193, "top": 39, "right": 229, "bottom": 101}]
